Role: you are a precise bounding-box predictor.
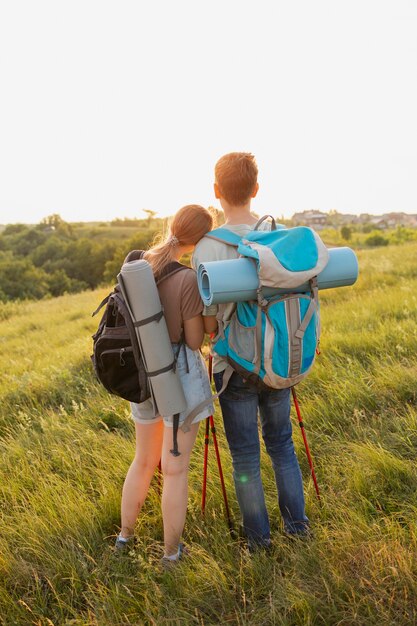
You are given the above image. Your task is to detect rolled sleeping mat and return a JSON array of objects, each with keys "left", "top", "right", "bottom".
[
  {"left": 197, "top": 246, "right": 359, "bottom": 306},
  {"left": 118, "top": 259, "right": 187, "bottom": 417}
]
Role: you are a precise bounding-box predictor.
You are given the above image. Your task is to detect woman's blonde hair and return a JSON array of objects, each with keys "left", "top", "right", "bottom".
[{"left": 144, "top": 204, "right": 213, "bottom": 275}]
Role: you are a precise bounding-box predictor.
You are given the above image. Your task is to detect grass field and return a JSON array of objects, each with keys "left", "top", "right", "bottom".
[{"left": 1, "top": 243, "right": 416, "bottom": 625}]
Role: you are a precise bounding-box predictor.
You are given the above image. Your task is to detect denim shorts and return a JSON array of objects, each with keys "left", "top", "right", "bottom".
[{"left": 130, "top": 344, "right": 214, "bottom": 427}]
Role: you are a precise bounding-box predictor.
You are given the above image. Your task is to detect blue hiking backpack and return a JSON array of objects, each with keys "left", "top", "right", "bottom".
[{"left": 205, "top": 215, "right": 329, "bottom": 390}]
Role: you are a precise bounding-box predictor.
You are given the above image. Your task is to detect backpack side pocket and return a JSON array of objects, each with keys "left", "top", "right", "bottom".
[{"left": 226, "top": 300, "right": 260, "bottom": 372}]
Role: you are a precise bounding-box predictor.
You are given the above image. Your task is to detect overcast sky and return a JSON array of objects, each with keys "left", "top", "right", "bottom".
[{"left": 0, "top": 0, "right": 416, "bottom": 224}]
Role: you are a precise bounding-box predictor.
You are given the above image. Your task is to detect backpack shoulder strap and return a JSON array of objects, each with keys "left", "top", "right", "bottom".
[
  {"left": 204, "top": 228, "right": 242, "bottom": 247},
  {"left": 156, "top": 262, "right": 189, "bottom": 285}
]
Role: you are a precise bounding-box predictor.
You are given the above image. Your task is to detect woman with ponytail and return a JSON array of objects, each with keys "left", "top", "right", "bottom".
[{"left": 115, "top": 204, "right": 216, "bottom": 567}]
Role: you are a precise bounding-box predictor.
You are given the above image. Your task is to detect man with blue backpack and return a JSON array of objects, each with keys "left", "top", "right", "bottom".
[{"left": 192, "top": 152, "right": 326, "bottom": 551}]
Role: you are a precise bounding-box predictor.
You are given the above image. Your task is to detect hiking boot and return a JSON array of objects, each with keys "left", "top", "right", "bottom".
[
  {"left": 114, "top": 535, "right": 135, "bottom": 553},
  {"left": 284, "top": 526, "right": 313, "bottom": 541},
  {"left": 160, "top": 543, "right": 188, "bottom": 571},
  {"left": 247, "top": 538, "right": 273, "bottom": 554}
]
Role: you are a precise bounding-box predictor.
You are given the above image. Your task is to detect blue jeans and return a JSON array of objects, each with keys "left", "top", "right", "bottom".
[{"left": 214, "top": 370, "right": 309, "bottom": 548}]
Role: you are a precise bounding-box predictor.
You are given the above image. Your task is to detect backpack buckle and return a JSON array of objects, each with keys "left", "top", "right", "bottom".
[{"left": 256, "top": 286, "right": 268, "bottom": 308}]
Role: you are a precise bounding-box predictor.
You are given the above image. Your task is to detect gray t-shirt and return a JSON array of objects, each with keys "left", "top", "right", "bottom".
[{"left": 192, "top": 221, "right": 270, "bottom": 373}]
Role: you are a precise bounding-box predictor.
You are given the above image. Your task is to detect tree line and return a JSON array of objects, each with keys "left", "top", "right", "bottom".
[
  {"left": 0, "top": 214, "right": 159, "bottom": 302},
  {"left": 1, "top": 211, "right": 414, "bottom": 302}
]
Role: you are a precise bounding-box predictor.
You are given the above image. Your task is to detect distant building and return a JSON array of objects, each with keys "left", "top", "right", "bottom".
[
  {"left": 290, "top": 210, "right": 417, "bottom": 230},
  {"left": 385, "top": 212, "right": 417, "bottom": 227},
  {"left": 370, "top": 213, "right": 417, "bottom": 229},
  {"left": 339, "top": 213, "right": 361, "bottom": 224},
  {"left": 368, "top": 215, "right": 385, "bottom": 227},
  {"left": 405, "top": 214, "right": 417, "bottom": 227},
  {"left": 291, "top": 210, "right": 327, "bottom": 230}
]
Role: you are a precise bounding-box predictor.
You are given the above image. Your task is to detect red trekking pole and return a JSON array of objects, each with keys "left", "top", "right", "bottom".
[
  {"left": 201, "top": 416, "right": 210, "bottom": 513},
  {"left": 291, "top": 387, "right": 321, "bottom": 502},
  {"left": 201, "top": 351, "right": 213, "bottom": 515},
  {"left": 201, "top": 353, "right": 233, "bottom": 529},
  {"left": 156, "top": 460, "right": 162, "bottom": 495}
]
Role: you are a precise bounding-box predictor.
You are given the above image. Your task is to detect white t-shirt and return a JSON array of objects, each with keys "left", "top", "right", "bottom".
[{"left": 192, "top": 221, "right": 270, "bottom": 373}]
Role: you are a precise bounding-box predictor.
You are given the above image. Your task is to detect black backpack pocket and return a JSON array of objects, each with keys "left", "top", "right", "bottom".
[
  {"left": 92, "top": 330, "right": 149, "bottom": 404},
  {"left": 98, "top": 347, "right": 143, "bottom": 403}
]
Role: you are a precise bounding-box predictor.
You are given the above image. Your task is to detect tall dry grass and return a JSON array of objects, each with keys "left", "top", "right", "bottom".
[{"left": 0, "top": 243, "right": 416, "bottom": 625}]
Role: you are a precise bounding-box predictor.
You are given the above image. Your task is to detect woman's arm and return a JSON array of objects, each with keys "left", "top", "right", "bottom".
[{"left": 183, "top": 314, "right": 205, "bottom": 350}]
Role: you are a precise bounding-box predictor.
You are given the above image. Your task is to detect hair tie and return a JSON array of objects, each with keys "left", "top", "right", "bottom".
[{"left": 168, "top": 235, "right": 179, "bottom": 247}]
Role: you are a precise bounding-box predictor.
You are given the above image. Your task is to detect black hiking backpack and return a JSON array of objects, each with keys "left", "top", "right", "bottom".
[{"left": 90, "top": 250, "right": 187, "bottom": 404}]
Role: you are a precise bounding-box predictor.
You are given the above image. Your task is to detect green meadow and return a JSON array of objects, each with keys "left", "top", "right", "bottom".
[{"left": 1, "top": 242, "right": 416, "bottom": 625}]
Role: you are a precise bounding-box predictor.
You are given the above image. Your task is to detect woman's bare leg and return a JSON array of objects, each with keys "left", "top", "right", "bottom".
[
  {"left": 120, "top": 420, "right": 164, "bottom": 538},
  {"left": 161, "top": 422, "right": 199, "bottom": 556}
]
